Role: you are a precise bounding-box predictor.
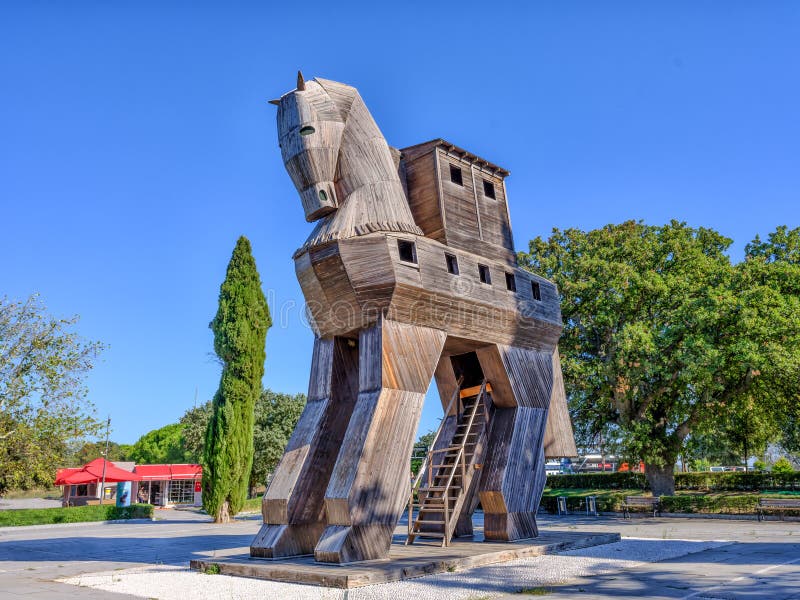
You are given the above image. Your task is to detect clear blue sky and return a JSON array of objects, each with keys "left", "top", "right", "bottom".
[{"left": 2, "top": 2, "right": 798, "bottom": 445}]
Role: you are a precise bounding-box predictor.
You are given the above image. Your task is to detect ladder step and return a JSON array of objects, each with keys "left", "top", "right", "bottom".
[
  {"left": 415, "top": 519, "right": 445, "bottom": 525},
  {"left": 412, "top": 531, "right": 446, "bottom": 538}
]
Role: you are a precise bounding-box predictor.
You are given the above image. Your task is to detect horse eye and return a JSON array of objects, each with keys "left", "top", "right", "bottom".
[{"left": 300, "top": 126, "right": 316, "bottom": 136}]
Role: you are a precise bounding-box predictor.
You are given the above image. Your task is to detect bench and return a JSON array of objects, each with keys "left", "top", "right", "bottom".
[
  {"left": 757, "top": 498, "right": 800, "bottom": 521},
  {"left": 622, "top": 495, "right": 660, "bottom": 518}
]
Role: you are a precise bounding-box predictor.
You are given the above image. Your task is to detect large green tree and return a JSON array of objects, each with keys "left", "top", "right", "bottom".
[
  {"left": 203, "top": 237, "right": 271, "bottom": 522},
  {"left": 181, "top": 389, "right": 305, "bottom": 491},
  {"left": 520, "top": 221, "right": 799, "bottom": 495},
  {"left": 127, "top": 423, "right": 191, "bottom": 464},
  {"left": 0, "top": 294, "right": 103, "bottom": 494},
  {"left": 743, "top": 226, "right": 800, "bottom": 459},
  {"left": 250, "top": 390, "right": 305, "bottom": 494}
]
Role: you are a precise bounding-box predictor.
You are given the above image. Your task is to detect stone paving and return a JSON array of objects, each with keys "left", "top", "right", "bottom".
[{"left": 0, "top": 509, "right": 797, "bottom": 599}]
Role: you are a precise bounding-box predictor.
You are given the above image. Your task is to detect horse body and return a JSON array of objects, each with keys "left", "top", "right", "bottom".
[{"left": 252, "top": 74, "right": 576, "bottom": 563}]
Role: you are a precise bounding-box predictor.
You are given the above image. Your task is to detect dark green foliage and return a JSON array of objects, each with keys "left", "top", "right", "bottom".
[
  {"left": 0, "top": 295, "right": 104, "bottom": 494},
  {"left": 203, "top": 237, "right": 270, "bottom": 522},
  {"left": 547, "top": 472, "right": 647, "bottom": 490},
  {"left": 540, "top": 489, "right": 798, "bottom": 515},
  {"left": 0, "top": 503, "right": 153, "bottom": 527},
  {"left": 658, "top": 494, "right": 759, "bottom": 514},
  {"left": 250, "top": 390, "right": 305, "bottom": 493},
  {"left": 547, "top": 471, "right": 800, "bottom": 491},
  {"left": 180, "top": 401, "right": 213, "bottom": 463},
  {"left": 127, "top": 423, "right": 191, "bottom": 464},
  {"left": 520, "top": 222, "right": 800, "bottom": 497},
  {"left": 180, "top": 390, "right": 305, "bottom": 491},
  {"left": 66, "top": 441, "right": 131, "bottom": 467}
]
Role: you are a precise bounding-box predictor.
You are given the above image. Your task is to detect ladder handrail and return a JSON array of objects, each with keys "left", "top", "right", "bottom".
[
  {"left": 407, "top": 378, "right": 489, "bottom": 546},
  {"left": 411, "top": 377, "right": 463, "bottom": 492},
  {"left": 408, "top": 376, "right": 463, "bottom": 539},
  {"left": 442, "top": 380, "right": 485, "bottom": 542}
]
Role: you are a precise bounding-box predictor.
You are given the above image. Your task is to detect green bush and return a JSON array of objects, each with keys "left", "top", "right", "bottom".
[
  {"left": 772, "top": 458, "right": 795, "bottom": 475},
  {"left": 0, "top": 503, "right": 153, "bottom": 527},
  {"left": 547, "top": 471, "right": 800, "bottom": 491},
  {"left": 546, "top": 472, "right": 646, "bottom": 490},
  {"left": 659, "top": 494, "right": 759, "bottom": 514}
]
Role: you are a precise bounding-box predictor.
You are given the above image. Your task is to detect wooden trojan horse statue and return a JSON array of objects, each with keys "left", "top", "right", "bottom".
[{"left": 251, "top": 73, "right": 577, "bottom": 564}]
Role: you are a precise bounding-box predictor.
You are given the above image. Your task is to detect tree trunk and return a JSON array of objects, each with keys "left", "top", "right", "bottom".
[
  {"left": 215, "top": 500, "right": 230, "bottom": 523},
  {"left": 645, "top": 463, "right": 675, "bottom": 497}
]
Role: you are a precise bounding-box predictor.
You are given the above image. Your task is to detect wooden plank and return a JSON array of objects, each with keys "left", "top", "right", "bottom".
[{"left": 195, "top": 530, "right": 621, "bottom": 588}]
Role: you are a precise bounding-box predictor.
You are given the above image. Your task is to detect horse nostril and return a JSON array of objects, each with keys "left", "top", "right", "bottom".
[
  {"left": 318, "top": 189, "right": 328, "bottom": 202},
  {"left": 300, "top": 126, "right": 316, "bottom": 136}
]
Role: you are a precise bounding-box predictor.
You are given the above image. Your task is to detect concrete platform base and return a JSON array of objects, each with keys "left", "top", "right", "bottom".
[{"left": 189, "top": 529, "right": 620, "bottom": 588}]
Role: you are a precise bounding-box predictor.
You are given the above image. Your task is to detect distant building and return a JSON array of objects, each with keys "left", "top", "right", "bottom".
[{"left": 56, "top": 459, "right": 202, "bottom": 508}]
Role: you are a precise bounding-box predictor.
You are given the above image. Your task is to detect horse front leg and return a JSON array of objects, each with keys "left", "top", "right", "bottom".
[
  {"left": 313, "top": 317, "right": 446, "bottom": 563},
  {"left": 250, "top": 336, "right": 359, "bottom": 558}
]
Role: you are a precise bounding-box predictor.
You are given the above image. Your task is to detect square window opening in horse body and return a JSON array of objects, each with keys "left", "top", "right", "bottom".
[
  {"left": 531, "top": 280, "right": 541, "bottom": 301},
  {"left": 483, "top": 179, "right": 496, "bottom": 199},
  {"left": 450, "top": 165, "right": 463, "bottom": 186},
  {"left": 505, "top": 272, "right": 516, "bottom": 291},
  {"left": 445, "top": 253, "right": 459, "bottom": 275},
  {"left": 479, "top": 264, "right": 491, "bottom": 285},
  {"left": 398, "top": 239, "right": 418, "bottom": 264}
]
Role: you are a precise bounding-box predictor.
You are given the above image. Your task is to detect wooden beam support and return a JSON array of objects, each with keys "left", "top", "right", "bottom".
[{"left": 314, "top": 318, "right": 446, "bottom": 563}]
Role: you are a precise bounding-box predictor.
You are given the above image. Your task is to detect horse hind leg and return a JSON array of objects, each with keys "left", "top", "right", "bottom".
[
  {"left": 475, "top": 344, "right": 557, "bottom": 541},
  {"left": 313, "top": 317, "right": 446, "bottom": 563},
  {"left": 250, "top": 336, "right": 359, "bottom": 558}
]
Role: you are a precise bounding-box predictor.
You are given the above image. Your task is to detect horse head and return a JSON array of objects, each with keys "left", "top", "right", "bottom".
[
  {"left": 271, "top": 73, "right": 423, "bottom": 250},
  {"left": 272, "top": 72, "right": 346, "bottom": 222}
]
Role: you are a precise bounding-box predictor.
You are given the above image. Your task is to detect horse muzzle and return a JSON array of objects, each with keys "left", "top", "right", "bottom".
[{"left": 300, "top": 182, "right": 338, "bottom": 222}]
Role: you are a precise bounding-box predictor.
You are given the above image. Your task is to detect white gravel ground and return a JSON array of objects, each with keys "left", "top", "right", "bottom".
[{"left": 60, "top": 538, "right": 729, "bottom": 600}]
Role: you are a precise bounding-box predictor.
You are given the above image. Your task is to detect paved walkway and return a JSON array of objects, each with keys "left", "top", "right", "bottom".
[{"left": 0, "top": 510, "right": 797, "bottom": 599}]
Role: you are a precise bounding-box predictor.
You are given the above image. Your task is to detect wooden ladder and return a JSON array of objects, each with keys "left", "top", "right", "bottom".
[{"left": 406, "top": 379, "right": 489, "bottom": 546}]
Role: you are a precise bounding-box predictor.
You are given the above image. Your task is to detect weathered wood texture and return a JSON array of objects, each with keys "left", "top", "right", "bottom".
[
  {"left": 252, "top": 337, "right": 359, "bottom": 558},
  {"left": 258, "top": 74, "right": 577, "bottom": 563},
  {"left": 199, "top": 530, "right": 621, "bottom": 588},
  {"left": 315, "top": 318, "right": 446, "bottom": 563},
  {"left": 475, "top": 344, "right": 554, "bottom": 541},
  {"left": 542, "top": 352, "right": 578, "bottom": 458}
]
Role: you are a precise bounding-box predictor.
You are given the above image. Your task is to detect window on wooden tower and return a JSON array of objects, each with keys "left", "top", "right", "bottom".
[
  {"left": 445, "top": 253, "right": 459, "bottom": 275},
  {"left": 450, "top": 164, "right": 463, "bottom": 186},
  {"left": 505, "top": 272, "right": 516, "bottom": 291},
  {"left": 483, "top": 179, "right": 496, "bottom": 199},
  {"left": 531, "top": 280, "right": 541, "bottom": 301},
  {"left": 478, "top": 264, "right": 491, "bottom": 285},
  {"left": 397, "top": 239, "right": 417, "bottom": 264}
]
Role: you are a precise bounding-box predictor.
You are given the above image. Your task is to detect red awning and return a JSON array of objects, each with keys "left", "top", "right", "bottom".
[
  {"left": 134, "top": 464, "right": 202, "bottom": 481},
  {"left": 55, "top": 458, "right": 141, "bottom": 486}
]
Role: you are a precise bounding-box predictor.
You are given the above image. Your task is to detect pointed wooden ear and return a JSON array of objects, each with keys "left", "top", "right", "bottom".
[
  {"left": 296, "top": 70, "right": 306, "bottom": 91},
  {"left": 268, "top": 98, "right": 281, "bottom": 106}
]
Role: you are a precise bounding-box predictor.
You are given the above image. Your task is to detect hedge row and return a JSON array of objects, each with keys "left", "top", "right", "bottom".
[
  {"left": 540, "top": 491, "right": 795, "bottom": 515},
  {"left": 0, "top": 503, "right": 154, "bottom": 527},
  {"left": 546, "top": 471, "right": 800, "bottom": 491}
]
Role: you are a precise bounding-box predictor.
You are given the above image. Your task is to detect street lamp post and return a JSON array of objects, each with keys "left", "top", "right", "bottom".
[{"left": 99, "top": 416, "right": 111, "bottom": 505}]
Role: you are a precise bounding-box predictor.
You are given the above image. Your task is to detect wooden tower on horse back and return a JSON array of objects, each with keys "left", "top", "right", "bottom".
[{"left": 251, "top": 73, "right": 577, "bottom": 564}]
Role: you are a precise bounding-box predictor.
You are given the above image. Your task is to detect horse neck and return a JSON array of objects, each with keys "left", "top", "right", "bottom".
[
  {"left": 297, "top": 95, "right": 423, "bottom": 254},
  {"left": 336, "top": 94, "right": 404, "bottom": 201}
]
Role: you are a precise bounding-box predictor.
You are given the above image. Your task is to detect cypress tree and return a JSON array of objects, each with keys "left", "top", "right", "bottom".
[{"left": 203, "top": 236, "right": 270, "bottom": 522}]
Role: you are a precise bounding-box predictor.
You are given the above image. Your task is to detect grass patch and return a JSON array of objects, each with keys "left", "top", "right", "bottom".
[
  {"left": 241, "top": 494, "right": 263, "bottom": 513},
  {"left": 518, "top": 587, "right": 552, "bottom": 595},
  {"left": 0, "top": 503, "right": 153, "bottom": 527},
  {"left": 203, "top": 563, "right": 221, "bottom": 575}
]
